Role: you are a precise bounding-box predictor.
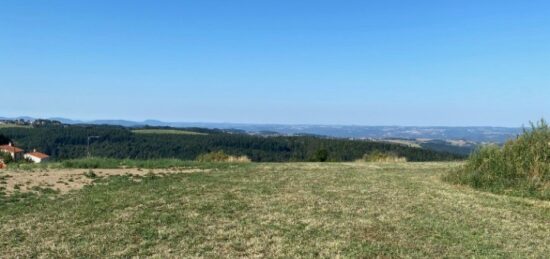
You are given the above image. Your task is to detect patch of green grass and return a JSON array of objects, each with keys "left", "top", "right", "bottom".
[
  {"left": 132, "top": 129, "right": 207, "bottom": 135},
  {"left": 0, "top": 162, "right": 549, "bottom": 257},
  {"left": 35, "top": 158, "right": 196, "bottom": 169}
]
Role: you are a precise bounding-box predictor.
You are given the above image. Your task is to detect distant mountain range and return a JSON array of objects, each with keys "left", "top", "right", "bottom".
[{"left": 1, "top": 116, "right": 523, "bottom": 143}]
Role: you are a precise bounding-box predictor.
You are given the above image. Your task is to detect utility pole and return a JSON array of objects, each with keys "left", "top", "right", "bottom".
[{"left": 87, "top": 136, "right": 100, "bottom": 158}]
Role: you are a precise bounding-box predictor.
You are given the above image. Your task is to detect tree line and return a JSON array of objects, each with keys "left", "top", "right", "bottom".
[{"left": 0, "top": 124, "right": 464, "bottom": 162}]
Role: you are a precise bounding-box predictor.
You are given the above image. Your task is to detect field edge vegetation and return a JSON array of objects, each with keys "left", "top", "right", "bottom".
[{"left": 444, "top": 119, "right": 550, "bottom": 200}]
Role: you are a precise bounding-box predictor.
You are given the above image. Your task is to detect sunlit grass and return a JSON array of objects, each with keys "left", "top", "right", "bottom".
[{"left": 0, "top": 162, "right": 548, "bottom": 257}]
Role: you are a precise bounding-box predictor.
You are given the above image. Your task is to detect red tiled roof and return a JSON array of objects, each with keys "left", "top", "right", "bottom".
[
  {"left": 0, "top": 145, "right": 24, "bottom": 153},
  {"left": 26, "top": 152, "right": 49, "bottom": 159}
]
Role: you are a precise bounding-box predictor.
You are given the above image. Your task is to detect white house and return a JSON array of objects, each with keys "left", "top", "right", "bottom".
[{"left": 24, "top": 149, "right": 50, "bottom": 163}]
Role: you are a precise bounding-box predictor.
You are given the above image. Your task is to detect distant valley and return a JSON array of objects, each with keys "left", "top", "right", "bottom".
[{"left": 1, "top": 116, "right": 522, "bottom": 147}]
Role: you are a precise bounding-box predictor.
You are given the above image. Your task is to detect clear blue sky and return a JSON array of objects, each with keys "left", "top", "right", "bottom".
[{"left": 1, "top": 0, "right": 549, "bottom": 126}]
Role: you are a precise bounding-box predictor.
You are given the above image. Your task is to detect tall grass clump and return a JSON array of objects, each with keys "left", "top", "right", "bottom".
[
  {"left": 360, "top": 151, "right": 407, "bottom": 163},
  {"left": 196, "top": 150, "right": 251, "bottom": 163},
  {"left": 445, "top": 119, "right": 550, "bottom": 199}
]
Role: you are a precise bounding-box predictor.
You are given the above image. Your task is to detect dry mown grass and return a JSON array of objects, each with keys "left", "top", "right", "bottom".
[{"left": 0, "top": 162, "right": 549, "bottom": 257}]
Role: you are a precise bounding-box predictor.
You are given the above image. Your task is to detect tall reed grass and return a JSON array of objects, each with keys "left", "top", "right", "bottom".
[
  {"left": 445, "top": 119, "right": 550, "bottom": 199},
  {"left": 196, "top": 150, "right": 251, "bottom": 163},
  {"left": 359, "top": 151, "right": 407, "bottom": 163}
]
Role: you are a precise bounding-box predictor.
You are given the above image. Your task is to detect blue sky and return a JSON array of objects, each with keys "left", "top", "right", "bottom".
[{"left": 1, "top": 0, "right": 549, "bottom": 126}]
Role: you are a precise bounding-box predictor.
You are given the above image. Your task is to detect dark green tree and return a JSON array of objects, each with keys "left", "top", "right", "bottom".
[
  {"left": 311, "top": 149, "right": 329, "bottom": 162},
  {"left": 0, "top": 134, "right": 10, "bottom": 145}
]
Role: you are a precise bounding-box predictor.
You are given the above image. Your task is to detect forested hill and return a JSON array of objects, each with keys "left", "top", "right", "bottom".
[
  {"left": 0, "top": 134, "right": 10, "bottom": 145},
  {"left": 0, "top": 124, "right": 464, "bottom": 162}
]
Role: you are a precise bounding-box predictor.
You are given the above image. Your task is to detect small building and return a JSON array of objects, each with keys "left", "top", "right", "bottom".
[
  {"left": 24, "top": 149, "right": 50, "bottom": 163},
  {"left": 0, "top": 142, "right": 24, "bottom": 161}
]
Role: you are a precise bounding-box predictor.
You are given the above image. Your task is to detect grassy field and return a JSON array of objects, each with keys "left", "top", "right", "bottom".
[
  {"left": 1, "top": 162, "right": 549, "bottom": 257},
  {"left": 132, "top": 129, "right": 208, "bottom": 135}
]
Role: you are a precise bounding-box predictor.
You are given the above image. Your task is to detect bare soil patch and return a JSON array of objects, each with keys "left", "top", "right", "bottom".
[{"left": 0, "top": 168, "right": 209, "bottom": 194}]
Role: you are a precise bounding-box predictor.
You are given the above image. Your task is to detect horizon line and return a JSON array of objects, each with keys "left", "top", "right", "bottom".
[{"left": 0, "top": 115, "right": 528, "bottom": 128}]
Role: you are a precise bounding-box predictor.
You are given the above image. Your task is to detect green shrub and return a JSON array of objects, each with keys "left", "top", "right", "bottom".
[
  {"left": 84, "top": 170, "right": 97, "bottom": 179},
  {"left": 445, "top": 119, "right": 550, "bottom": 199},
  {"left": 1, "top": 153, "right": 13, "bottom": 164}
]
